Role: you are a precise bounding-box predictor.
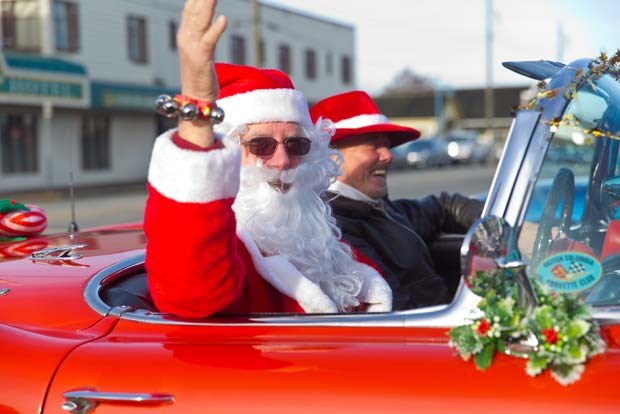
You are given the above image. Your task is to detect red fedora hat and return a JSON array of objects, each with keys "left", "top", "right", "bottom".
[{"left": 310, "top": 90, "right": 420, "bottom": 147}]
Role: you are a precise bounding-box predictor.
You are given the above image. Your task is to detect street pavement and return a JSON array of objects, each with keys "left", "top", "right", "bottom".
[{"left": 3, "top": 164, "right": 496, "bottom": 234}]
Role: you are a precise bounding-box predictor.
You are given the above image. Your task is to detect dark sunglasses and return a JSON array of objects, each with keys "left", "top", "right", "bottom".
[{"left": 241, "top": 136, "right": 312, "bottom": 157}]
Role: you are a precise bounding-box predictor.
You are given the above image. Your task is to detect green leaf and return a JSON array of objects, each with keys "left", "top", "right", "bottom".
[
  {"left": 566, "top": 319, "right": 590, "bottom": 339},
  {"left": 0, "top": 199, "right": 28, "bottom": 213},
  {"left": 565, "top": 344, "right": 587, "bottom": 364},
  {"left": 474, "top": 342, "right": 496, "bottom": 371},
  {"left": 533, "top": 305, "right": 554, "bottom": 328},
  {"left": 526, "top": 354, "right": 549, "bottom": 377}
]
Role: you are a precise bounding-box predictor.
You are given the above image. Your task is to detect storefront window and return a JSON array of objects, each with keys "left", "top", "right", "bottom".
[
  {"left": 0, "top": 113, "right": 38, "bottom": 174},
  {"left": 81, "top": 115, "right": 110, "bottom": 171}
]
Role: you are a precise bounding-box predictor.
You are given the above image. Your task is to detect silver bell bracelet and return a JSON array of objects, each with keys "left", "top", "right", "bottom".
[{"left": 155, "top": 94, "right": 225, "bottom": 124}]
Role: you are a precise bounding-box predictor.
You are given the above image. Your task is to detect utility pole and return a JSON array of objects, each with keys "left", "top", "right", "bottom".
[
  {"left": 484, "top": 0, "right": 495, "bottom": 142},
  {"left": 556, "top": 20, "right": 565, "bottom": 62},
  {"left": 251, "top": 0, "right": 261, "bottom": 67}
]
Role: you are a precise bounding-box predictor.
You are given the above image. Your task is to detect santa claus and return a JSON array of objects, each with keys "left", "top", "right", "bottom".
[{"left": 144, "top": 0, "right": 391, "bottom": 318}]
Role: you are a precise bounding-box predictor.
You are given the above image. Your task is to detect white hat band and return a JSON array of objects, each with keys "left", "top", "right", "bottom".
[{"left": 334, "top": 113, "right": 389, "bottom": 129}]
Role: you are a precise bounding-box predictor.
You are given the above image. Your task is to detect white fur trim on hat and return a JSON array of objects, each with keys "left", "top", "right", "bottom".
[
  {"left": 237, "top": 229, "right": 338, "bottom": 313},
  {"left": 217, "top": 88, "right": 312, "bottom": 128},
  {"left": 147, "top": 129, "right": 240, "bottom": 203},
  {"left": 334, "top": 113, "right": 389, "bottom": 129}
]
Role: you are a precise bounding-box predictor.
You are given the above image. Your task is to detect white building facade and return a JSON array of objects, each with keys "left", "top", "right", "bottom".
[{"left": 0, "top": 0, "right": 355, "bottom": 192}]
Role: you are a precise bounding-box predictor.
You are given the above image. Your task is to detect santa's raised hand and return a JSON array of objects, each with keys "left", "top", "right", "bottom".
[{"left": 177, "top": 0, "right": 227, "bottom": 148}]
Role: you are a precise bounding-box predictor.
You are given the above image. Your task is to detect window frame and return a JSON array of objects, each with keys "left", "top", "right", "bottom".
[
  {"left": 53, "top": 0, "right": 79, "bottom": 52},
  {"left": 168, "top": 20, "right": 177, "bottom": 51},
  {"left": 127, "top": 15, "right": 148, "bottom": 64},
  {"left": 278, "top": 43, "right": 291, "bottom": 75},
  {"left": 0, "top": 112, "right": 39, "bottom": 175},
  {"left": 230, "top": 34, "right": 246, "bottom": 65},
  {"left": 81, "top": 114, "right": 111, "bottom": 171},
  {"left": 305, "top": 48, "right": 317, "bottom": 80},
  {"left": 341, "top": 55, "right": 352, "bottom": 85}
]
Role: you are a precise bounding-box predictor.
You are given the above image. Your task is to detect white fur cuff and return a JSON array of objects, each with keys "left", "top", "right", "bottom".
[
  {"left": 356, "top": 263, "right": 393, "bottom": 312},
  {"left": 148, "top": 129, "right": 241, "bottom": 203}
]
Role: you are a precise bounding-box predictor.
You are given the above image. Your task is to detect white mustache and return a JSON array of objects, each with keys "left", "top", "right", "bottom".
[{"left": 242, "top": 163, "right": 301, "bottom": 186}]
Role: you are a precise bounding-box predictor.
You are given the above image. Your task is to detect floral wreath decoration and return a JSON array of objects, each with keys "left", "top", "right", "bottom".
[
  {"left": 449, "top": 51, "right": 620, "bottom": 385},
  {"left": 449, "top": 269, "right": 606, "bottom": 386}
]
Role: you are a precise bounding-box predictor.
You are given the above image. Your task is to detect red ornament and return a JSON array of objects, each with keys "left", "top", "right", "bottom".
[
  {"left": 477, "top": 319, "right": 491, "bottom": 336},
  {"left": 542, "top": 328, "right": 559, "bottom": 344},
  {"left": 0, "top": 204, "right": 47, "bottom": 236}
]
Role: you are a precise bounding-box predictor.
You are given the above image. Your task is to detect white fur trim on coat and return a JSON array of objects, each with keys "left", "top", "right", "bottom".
[
  {"left": 217, "top": 88, "right": 312, "bottom": 128},
  {"left": 237, "top": 228, "right": 338, "bottom": 313},
  {"left": 334, "top": 113, "right": 389, "bottom": 129},
  {"left": 148, "top": 129, "right": 241, "bottom": 203}
]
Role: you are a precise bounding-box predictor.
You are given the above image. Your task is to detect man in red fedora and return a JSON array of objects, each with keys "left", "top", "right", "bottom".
[
  {"left": 144, "top": 0, "right": 391, "bottom": 318},
  {"left": 310, "top": 91, "right": 483, "bottom": 310}
]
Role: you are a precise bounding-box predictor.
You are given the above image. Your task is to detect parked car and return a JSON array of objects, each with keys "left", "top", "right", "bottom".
[
  {"left": 445, "top": 130, "right": 493, "bottom": 164},
  {"left": 390, "top": 138, "right": 450, "bottom": 169},
  {"left": 1, "top": 56, "right": 620, "bottom": 413}
]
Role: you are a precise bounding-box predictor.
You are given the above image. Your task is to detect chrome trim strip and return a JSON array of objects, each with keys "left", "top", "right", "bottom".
[
  {"left": 85, "top": 253, "right": 618, "bottom": 326},
  {"left": 83, "top": 253, "right": 146, "bottom": 317},
  {"left": 484, "top": 110, "right": 542, "bottom": 224},
  {"left": 84, "top": 253, "right": 478, "bottom": 328},
  {"left": 593, "top": 308, "right": 620, "bottom": 325}
]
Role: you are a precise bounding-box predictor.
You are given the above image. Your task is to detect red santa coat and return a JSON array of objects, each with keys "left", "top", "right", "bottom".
[{"left": 145, "top": 130, "right": 390, "bottom": 318}]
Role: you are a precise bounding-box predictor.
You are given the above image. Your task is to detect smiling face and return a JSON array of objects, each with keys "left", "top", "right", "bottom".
[{"left": 335, "top": 133, "right": 393, "bottom": 199}]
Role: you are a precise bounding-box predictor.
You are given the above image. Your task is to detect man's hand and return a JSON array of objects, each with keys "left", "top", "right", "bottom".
[{"left": 177, "top": 0, "right": 227, "bottom": 147}]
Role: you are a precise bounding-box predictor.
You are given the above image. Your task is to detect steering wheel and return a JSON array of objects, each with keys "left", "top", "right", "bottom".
[{"left": 532, "top": 168, "right": 575, "bottom": 263}]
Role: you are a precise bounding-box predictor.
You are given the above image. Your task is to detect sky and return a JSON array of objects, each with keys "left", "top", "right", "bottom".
[{"left": 263, "top": 0, "right": 619, "bottom": 93}]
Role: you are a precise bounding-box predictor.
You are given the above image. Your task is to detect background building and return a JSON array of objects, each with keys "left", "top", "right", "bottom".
[{"left": 0, "top": 0, "right": 355, "bottom": 192}]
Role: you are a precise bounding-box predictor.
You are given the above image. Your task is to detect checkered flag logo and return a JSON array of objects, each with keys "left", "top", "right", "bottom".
[{"left": 568, "top": 261, "right": 587, "bottom": 275}]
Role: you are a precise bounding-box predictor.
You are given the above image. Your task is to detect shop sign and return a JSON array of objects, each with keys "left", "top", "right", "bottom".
[{"left": 0, "top": 75, "right": 83, "bottom": 99}]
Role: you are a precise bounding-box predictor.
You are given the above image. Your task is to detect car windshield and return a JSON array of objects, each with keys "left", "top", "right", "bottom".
[{"left": 518, "top": 71, "right": 620, "bottom": 307}]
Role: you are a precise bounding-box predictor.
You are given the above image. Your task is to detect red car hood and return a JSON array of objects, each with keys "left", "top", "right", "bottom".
[{"left": 0, "top": 227, "right": 146, "bottom": 332}]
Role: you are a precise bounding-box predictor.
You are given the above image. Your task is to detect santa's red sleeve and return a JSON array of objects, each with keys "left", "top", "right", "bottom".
[{"left": 144, "top": 129, "right": 245, "bottom": 318}]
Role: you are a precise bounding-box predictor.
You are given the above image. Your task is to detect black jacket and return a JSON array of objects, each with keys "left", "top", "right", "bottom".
[{"left": 327, "top": 192, "right": 483, "bottom": 310}]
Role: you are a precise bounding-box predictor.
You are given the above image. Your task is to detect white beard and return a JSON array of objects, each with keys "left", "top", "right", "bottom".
[{"left": 232, "top": 125, "right": 365, "bottom": 311}]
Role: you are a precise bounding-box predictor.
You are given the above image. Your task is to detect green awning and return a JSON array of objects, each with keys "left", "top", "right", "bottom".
[
  {"left": 0, "top": 52, "right": 87, "bottom": 104},
  {"left": 3, "top": 51, "right": 87, "bottom": 75}
]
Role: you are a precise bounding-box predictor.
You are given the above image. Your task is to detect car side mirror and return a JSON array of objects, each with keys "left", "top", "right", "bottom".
[
  {"left": 460, "top": 215, "right": 538, "bottom": 313},
  {"left": 460, "top": 215, "right": 512, "bottom": 282}
]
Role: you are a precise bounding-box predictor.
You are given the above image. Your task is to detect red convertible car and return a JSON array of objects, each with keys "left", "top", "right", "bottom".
[{"left": 1, "top": 56, "right": 620, "bottom": 413}]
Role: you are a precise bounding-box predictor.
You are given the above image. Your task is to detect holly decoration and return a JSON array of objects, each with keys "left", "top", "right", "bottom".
[
  {"left": 449, "top": 269, "right": 606, "bottom": 386},
  {"left": 0, "top": 199, "right": 29, "bottom": 214}
]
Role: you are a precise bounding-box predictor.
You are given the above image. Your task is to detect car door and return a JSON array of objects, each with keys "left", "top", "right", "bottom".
[{"left": 43, "top": 309, "right": 620, "bottom": 414}]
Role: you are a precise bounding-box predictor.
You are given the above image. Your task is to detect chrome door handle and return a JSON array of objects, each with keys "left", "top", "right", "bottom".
[{"left": 61, "top": 390, "right": 174, "bottom": 413}]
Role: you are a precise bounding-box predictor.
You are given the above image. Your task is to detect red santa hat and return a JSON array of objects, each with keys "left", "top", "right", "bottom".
[
  {"left": 215, "top": 63, "right": 312, "bottom": 128},
  {"left": 310, "top": 90, "right": 420, "bottom": 147}
]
